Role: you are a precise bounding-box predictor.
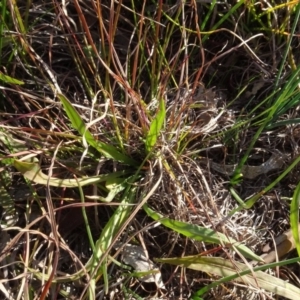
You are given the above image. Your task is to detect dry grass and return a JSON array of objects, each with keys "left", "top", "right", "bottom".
[{"left": 0, "top": 1, "right": 300, "bottom": 299}]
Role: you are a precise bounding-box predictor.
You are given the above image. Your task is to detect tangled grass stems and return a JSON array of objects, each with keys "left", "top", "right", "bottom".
[{"left": 0, "top": 1, "right": 300, "bottom": 299}]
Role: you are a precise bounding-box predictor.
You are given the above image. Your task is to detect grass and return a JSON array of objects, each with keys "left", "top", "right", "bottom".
[{"left": 0, "top": 0, "right": 300, "bottom": 299}]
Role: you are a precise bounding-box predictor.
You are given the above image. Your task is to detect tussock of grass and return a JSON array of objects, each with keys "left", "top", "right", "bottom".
[{"left": 0, "top": 1, "right": 300, "bottom": 299}]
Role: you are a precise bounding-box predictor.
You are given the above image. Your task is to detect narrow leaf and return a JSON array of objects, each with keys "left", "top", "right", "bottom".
[
  {"left": 145, "top": 98, "right": 166, "bottom": 152},
  {"left": 86, "top": 178, "right": 128, "bottom": 202},
  {"left": 89, "top": 187, "right": 137, "bottom": 293},
  {"left": 0, "top": 72, "right": 24, "bottom": 85},
  {"left": 57, "top": 94, "right": 137, "bottom": 165},
  {"left": 103, "top": 178, "right": 127, "bottom": 202},
  {"left": 156, "top": 256, "right": 300, "bottom": 300},
  {"left": 291, "top": 181, "right": 300, "bottom": 256},
  {"left": 14, "top": 159, "right": 128, "bottom": 188},
  {"left": 144, "top": 204, "right": 263, "bottom": 262}
]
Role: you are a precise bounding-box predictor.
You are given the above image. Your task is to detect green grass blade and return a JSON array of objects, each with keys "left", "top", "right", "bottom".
[
  {"left": 102, "top": 178, "right": 127, "bottom": 202},
  {"left": 9, "top": 0, "right": 26, "bottom": 34},
  {"left": 0, "top": 0, "right": 7, "bottom": 63},
  {"left": 274, "top": 3, "right": 300, "bottom": 90},
  {"left": 229, "top": 154, "right": 300, "bottom": 215},
  {"left": 76, "top": 177, "right": 95, "bottom": 250},
  {"left": 266, "top": 117, "right": 300, "bottom": 130},
  {"left": 145, "top": 97, "right": 166, "bottom": 153},
  {"left": 0, "top": 72, "right": 24, "bottom": 85},
  {"left": 155, "top": 256, "right": 300, "bottom": 299},
  {"left": 200, "top": 0, "right": 217, "bottom": 31},
  {"left": 143, "top": 204, "right": 263, "bottom": 262},
  {"left": 291, "top": 181, "right": 300, "bottom": 257},
  {"left": 201, "top": 0, "right": 245, "bottom": 43},
  {"left": 88, "top": 185, "right": 137, "bottom": 294},
  {"left": 230, "top": 67, "right": 300, "bottom": 185},
  {"left": 58, "top": 94, "right": 137, "bottom": 166},
  {"left": 192, "top": 257, "right": 300, "bottom": 299},
  {"left": 13, "top": 159, "right": 129, "bottom": 188}
]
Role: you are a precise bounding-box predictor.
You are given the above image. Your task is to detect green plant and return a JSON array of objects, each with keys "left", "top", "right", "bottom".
[{"left": 1, "top": 1, "right": 300, "bottom": 299}]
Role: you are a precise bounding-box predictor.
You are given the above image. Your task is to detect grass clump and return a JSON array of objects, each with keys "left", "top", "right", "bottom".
[{"left": 0, "top": 1, "right": 300, "bottom": 299}]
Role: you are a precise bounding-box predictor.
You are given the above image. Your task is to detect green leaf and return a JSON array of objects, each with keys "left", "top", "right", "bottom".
[
  {"left": 13, "top": 159, "right": 129, "bottom": 188},
  {"left": 145, "top": 98, "right": 166, "bottom": 152},
  {"left": 104, "top": 178, "right": 127, "bottom": 202},
  {"left": 90, "top": 186, "right": 137, "bottom": 293},
  {"left": 86, "top": 178, "right": 128, "bottom": 202},
  {"left": 144, "top": 204, "right": 263, "bottom": 262},
  {"left": 156, "top": 256, "right": 300, "bottom": 300},
  {"left": 57, "top": 94, "right": 137, "bottom": 166},
  {"left": 0, "top": 72, "right": 24, "bottom": 85},
  {"left": 291, "top": 181, "right": 300, "bottom": 257}
]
